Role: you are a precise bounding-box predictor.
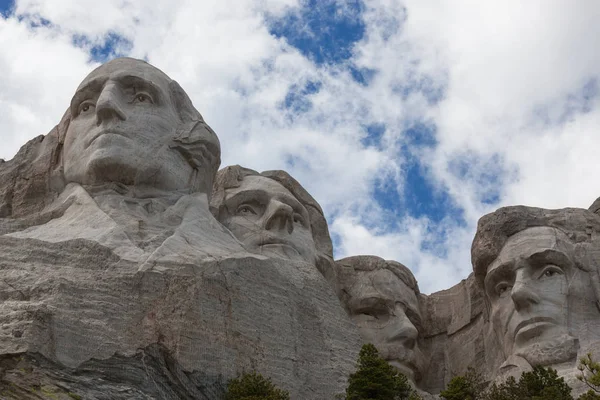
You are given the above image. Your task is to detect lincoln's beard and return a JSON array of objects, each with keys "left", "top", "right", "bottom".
[{"left": 515, "top": 333, "right": 579, "bottom": 367}]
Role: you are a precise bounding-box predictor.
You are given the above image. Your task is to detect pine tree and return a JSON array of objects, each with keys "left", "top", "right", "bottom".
[
  {"left": 480, "top": 366, "right": 574, "bottom": 400},
  {"left": 440, "top": 368, "right": 487, "bottom": 400},
  {"left": 519, "top": 366, "right": 573, "bottom": 400},
  {"left": 578, "top": 353, "right": 600, "bottom": 397},
  {"left": 578, "top": 391, "right": 600, "bottom": 400},
  {"left": 225, "top": 371, "right": 289, "bottom": 400},
  {"left": 345, "top": 343, "right": 415, "bottom": 400}
]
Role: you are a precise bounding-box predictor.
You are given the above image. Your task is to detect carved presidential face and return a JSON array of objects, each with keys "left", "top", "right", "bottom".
[
  {"left": 485, "top": 226, "right": 578, "bottom": 366},
  {"left": 345, "top": 268, "right": 424, "bottom": 382},
  {"left": 63, "top": 58, "right": 197, "bottom": 192},
  {"left": 218, "top": 175, "right": 318, "bottom": 264}
]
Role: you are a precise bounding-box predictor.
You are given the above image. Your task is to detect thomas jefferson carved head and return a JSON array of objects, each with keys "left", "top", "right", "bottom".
[
  {"left": 472, "top": 206, "right": 600, "bottom": 368},
  {"left": 335, "top": 256, "right": 426, "bottom": 383},
  {"left": 58, "top": 57, "right": 220, "bottom": 194},
  {"left": 210, "top": 165, "right": 334, "bottom": 267}
]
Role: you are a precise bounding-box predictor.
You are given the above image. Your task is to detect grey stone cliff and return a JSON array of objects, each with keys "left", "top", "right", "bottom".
[{"left": 0, "top": 58, "right": 361, "bottom": 400}]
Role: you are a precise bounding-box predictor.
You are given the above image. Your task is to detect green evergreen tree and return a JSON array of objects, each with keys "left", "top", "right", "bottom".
[
  {"left": 440, "top": 368, "right": 487, "bottom": 400},
  {"left": 519, "top": 366, "right": 573, "bottom": 400},
  {"left": 483, "top": 376, "right": 521, "bottom": 400},
  {"left": 225, "top": 371, "right": 289, "bottom": 400},
  {"left": 480, "top": 366, "right": 573, "bottom": 400},
  {"left": 345, "top": 343, "right": 415, "bottom": 400},
  {"left": 578, "top": 391, "right": 600, "bottom": 400},
  {"left": 578, "top": 353, "right": 600, "bottom": 396}
]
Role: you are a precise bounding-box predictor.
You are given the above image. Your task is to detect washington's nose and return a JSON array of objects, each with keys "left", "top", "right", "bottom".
[
  {"left": 263, "top": 200, "right": 294, "bottom": 234},
  {"left": 95, "top": 84, "right": 126, "bottom": 125},
  {"left": 511, "top": 278, "right": 540, "bottom": 311},
  {"left": 388, "top": 315, "right": 418, "bottom": 350}
]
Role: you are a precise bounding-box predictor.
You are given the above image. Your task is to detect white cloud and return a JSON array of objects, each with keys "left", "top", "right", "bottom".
[{"left": 1, "top": 0, "right": 599, "bottom": 293}]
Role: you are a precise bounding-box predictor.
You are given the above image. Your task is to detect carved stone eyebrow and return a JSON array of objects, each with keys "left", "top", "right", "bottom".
[
  {"left": 224, "top": 189, "right": 268, "bottom": 212},
  {"left": 527, "top": 249, "right": 571, "bottom": 269},
  {"left": 69, "top": 74, "right": 163, "bottom": 116},
  {"left": 70, "top": 77, "right": 106, "bottom": 115},
  {"left": 111, "top": 74, "right": 162, "bottom": 101},
  {"left": 226, "top": 187, "right": 307, "bottom": 218},
  {"left": 484, "top": 261, "right": 514, "bottom": 290},
  {"left": 484, "top": 248, "right": 572, "bottom": 290}
]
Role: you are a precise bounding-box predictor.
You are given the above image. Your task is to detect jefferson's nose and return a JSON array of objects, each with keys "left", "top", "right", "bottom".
[
  {"left": 511, "top": 274, "right": 540, "bottom": 312},
  {"left": 263, "top": 200, "right": 293, "bottom": 234},
  {"left": 387, "top": 313, "right": 418, "bottom": 350},
  {"left": 95, "top": 84, "right": 126, "bottom": 125}
]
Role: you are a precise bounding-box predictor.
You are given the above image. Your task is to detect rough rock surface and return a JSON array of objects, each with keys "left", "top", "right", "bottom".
[
  {"left": 0, "top": 214, "right": 360, "bottom": 399},
  {"left": 0, "top": 58, "right": 362, "bottom": 400},
  {"left": 0, "top": 205, "right": 360, "bottom": 399}
]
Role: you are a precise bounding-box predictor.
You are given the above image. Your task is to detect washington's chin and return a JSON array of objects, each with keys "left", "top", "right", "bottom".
[
  {"left": 243, "top": 242, "right": 313, "bottom": 264},
  {"left": 83, "top": 149, "right": 141, "bottom": 186},
  {"left": 257, "top": 243, "right": 305, "bottom": 262}
]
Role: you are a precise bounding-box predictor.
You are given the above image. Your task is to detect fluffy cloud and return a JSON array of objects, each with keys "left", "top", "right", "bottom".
[{"left": 1, "top": 0, "right": 598, "bottom": 293}]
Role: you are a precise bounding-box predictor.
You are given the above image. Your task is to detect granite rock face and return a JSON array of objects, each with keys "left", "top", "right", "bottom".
[
  {"left": 2, "top": 58, "right": 600, "bottom": 399},
  {"left": 0, "top": 58, "right": 361, "bottom": 400}
]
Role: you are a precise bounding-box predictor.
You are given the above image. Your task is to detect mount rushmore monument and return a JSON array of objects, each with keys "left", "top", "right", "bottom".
[{"left": 0, "top": 58, "right": 599, "bottom": 399}]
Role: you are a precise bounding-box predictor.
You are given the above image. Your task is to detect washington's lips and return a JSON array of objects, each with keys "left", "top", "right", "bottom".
[
  {"left": 513, "top": 316, "right": 557, "bottom": 341},
  {"left": 86, "top": 129, "right": 129, "bottom": 148},
  {"left": 249, "top": 236, "right": 301, "bottom": 254},
  {"left": 258, "top": 236, "right": 297, "bottom": 249}
]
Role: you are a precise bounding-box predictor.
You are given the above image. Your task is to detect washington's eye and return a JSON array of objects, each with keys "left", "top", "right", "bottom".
[
  {"left": 133, "top": 93, "right": 153, "bottom": 103},
  {"left": 495, "top": 282, "right": 511, "bottom": 298},
  {"left": 78, "top": 101, "right": 95, "bottom": 115}
]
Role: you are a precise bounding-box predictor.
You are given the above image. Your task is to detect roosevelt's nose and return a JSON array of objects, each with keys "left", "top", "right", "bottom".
[
  {"left": 95, "top": 83, "right": 127, "bottom": 125},
  {"left": 511, "top": 272, "right": 540, "bottom": 312},
  {"left": 263, "top": 200, "right": 293, "bottom": 234},
  {"left": 387, "top": 312, "right": 418, "bottom": 350}
]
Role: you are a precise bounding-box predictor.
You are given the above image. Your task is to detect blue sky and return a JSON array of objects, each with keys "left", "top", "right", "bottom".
[
  {"left": 2, "top": 0, "right": 599, "bottom": 293},
  {"left": 268, "top": 0, "right": 464, "bottom": 248},
  {"left": 0, "top": 0, "right": 12, "bottom": 15}
]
